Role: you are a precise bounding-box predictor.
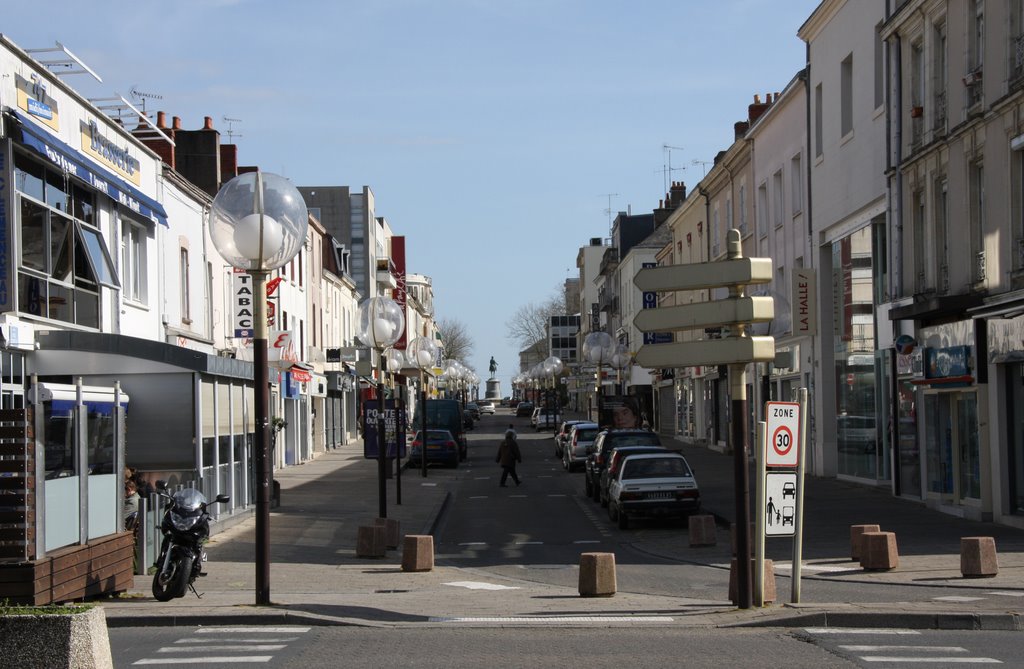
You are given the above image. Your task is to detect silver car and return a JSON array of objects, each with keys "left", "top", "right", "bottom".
[{"left": 562, "top": 422, "right": 600, "bottom": 472}]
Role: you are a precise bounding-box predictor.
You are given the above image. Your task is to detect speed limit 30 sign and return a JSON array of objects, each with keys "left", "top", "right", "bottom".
[{"left": 765, "top": 401, "right": 800, "bottom": 467}]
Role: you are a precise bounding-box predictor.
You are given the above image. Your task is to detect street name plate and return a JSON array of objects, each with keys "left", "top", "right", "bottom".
[
  {"left": 633, "top": 296, "right": 775, "bottom": 332},
  {"left": 633, "top": 336, "right": 776, "bottom": 368}
]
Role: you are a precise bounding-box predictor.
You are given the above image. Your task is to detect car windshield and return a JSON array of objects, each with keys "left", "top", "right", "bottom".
[
  {"left": 575, "top": 428, "right": 600, "bottom": 441},
  {"left": 609, "top": 435, "right": 660, "bottom": 448},
  {"left": 622, "top": 457, "right": 692, "bottom": 479}
]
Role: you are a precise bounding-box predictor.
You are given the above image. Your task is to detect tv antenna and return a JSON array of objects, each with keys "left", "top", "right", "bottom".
[
  {"left": 692, "top": 158, "right": 712, "bottom": 178},
  {"left": 128, "top": 86, "right": 162, "bottom": 114},
  {"left": 662, "top": 145, "right": 685, "bottom": 193},
  {"left": 223, "top": 116, "right": 243, "bottom": 143},
  {"left": 600, "top": 193, "right": 619, "bottom": 233}
]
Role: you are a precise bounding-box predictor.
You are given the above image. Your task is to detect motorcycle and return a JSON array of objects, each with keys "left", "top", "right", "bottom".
[{"left": 151, "top": 480, "right": 229, "bottom": 601}]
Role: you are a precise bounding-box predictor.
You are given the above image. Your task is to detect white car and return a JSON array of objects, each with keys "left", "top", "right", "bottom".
[
  {"left": 478, "top": 402, "right": 496, "bottom": 415},
  {"left": 562, "top": 422, "right": 599, "bottom": 472},
  {"left": 607, "top": 453, "right": 700, "bottom": 530}
]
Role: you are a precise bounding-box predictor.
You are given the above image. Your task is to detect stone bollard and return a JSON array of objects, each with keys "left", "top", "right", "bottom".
[
  {"left": 356, "top": 525, "right": 387, "bottom": 558},
  {"left": 401, "top": 534, "right": 434, "bottom": 572},
  {"left": 850, "top": 524, "right": 880, "bottom": 561},
  {"left": 578, "top": 552, "right": 616, "bottom": 597},
  {"left": 961, "top": 536, "right": 998, "bottom": 578},
  {"left": 689, "top": 514, "right": 717, "bottom": 547},
  {"left": 375, "top": 517, "right": 401, "bottom": 550},
  {"left": 728, "top": 558, "right": 776, "bottom": 605},
  {"left": 860, "top": 531, "right": 899, "bottom": 570}
]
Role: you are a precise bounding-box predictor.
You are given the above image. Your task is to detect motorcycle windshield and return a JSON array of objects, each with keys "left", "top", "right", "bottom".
[{"left": 172, "top": 488, "right": 207, "bottom": 512}]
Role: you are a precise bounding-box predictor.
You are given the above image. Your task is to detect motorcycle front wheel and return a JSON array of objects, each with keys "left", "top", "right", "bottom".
[{"left": 152, "top": 553, "right": 195, "bottom": 601}]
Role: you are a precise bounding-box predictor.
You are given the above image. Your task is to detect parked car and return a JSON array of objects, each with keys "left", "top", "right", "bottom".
[
  {"left": 562, "top": 422, "right": 600, "bottom": 472},
  {"left": 554, "top": 419, "right": 587, "bottom": 458},
  {"left": 584, "top": 429, "right": 662, "bottom": 501},
  {"left": 598, "top": 444, "right": 669, "bottom": 506},
  {"left": 466, "top": 403, "right": 481, "bottom": 420},
  {"left": 531, "top": 406, "right": 556, "bottom": 430},
  {"left": 515, "top": 401, "right": 534, "bottom": 417},
  {"left": 606, "top": 452, "right": 700, "bottom": 529},
  {"left": 407, "top": 429, "right": 460, "bottom": 468},
  {"left": 463, "top": 409, "right": 475, "bottom": 430},
  {"left": 424, "top": 399, "right": 468, "bottom": 461},
  {"left": 478, "top": 402, "right": 496, "bottom": 415}
]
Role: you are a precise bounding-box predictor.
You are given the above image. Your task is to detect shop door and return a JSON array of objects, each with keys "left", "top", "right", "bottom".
[{"left": 924, "top": 391, "right": 980, "bottom": 504}]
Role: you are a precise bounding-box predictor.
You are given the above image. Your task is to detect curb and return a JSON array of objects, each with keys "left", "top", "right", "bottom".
[{"left": 730, "top": 611, "right": 1024, "bottom": 631}]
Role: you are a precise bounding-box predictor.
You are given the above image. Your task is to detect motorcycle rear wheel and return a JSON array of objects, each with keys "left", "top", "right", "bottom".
[{"left": 152, "top": 554, "right": 195, "bottom": 601}]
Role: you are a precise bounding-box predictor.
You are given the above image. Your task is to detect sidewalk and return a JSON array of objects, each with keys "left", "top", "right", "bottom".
[{"left": 99, "top": 421, "right": 1024, "bottom": 630}]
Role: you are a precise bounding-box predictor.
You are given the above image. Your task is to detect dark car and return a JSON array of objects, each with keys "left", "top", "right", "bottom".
[
  {"left": 515, "top": 401, "right": 535, "bottom": 417},
  {"left": 599, "top": 444, "right": 668, "bottom": 506},
  {"left": 466, "top": 403, "right": 481, "bottom": 420},
  {"left": 407, "top": 429, "right": 460, "bottom": 468},
  {"left": 424, "top": 399, "right": 468, "bottom": 461},
  {"left": 584, "top": 429, "right": 662, "bottom": 501}
]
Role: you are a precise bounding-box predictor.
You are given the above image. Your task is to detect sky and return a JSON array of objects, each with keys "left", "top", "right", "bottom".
[{"left": 3, "top": 0, "right": 821, "bottom": 395}]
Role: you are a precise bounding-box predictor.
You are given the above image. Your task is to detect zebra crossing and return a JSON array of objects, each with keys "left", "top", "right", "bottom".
[
  {"left": 801, "top": 628, "right": 1003, "bottom": 665},
  {"left": 131, "top": 626, "right": 311, "bottom": 666}
]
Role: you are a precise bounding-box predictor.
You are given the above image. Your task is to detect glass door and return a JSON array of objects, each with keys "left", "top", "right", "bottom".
[{"left": 924, "top": 390, "right": 979, "bottom": 503}]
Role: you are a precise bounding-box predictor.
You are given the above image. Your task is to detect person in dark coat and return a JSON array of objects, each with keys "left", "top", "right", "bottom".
[{"left": 495, "top": 433, "right": 522, "bottom": 487}]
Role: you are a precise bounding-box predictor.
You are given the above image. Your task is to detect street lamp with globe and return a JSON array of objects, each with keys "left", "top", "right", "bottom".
[
  {"left": 544, "top": 356, "right": 563, "bottom": 432},
  {"left": 385, "top": 347, "right": 408, "bottom": 504},
  {"left": 407, "top": 336, "right": 438, "bottom": 477},
  {"left": 583, "top": 332, "right": 613, "bottom": 427},
  {"left": 209, "top": 171, "right": 308, "bottom": 606},
  {"left": 610, "top": 344, "right": 631, "bottom": 396},
  {"left": 356, "top": 296, "right": 405, "bottom": 519}
]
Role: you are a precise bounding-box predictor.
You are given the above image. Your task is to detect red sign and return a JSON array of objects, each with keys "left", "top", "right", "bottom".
[
  {"left": 291, "top": 368, "right": 312, "bottom": 383},
  {"left": 266, "top": 277, "right": 283, "bottom": 296},
  {"left": 392, "top": 236, "right": 408, "bottom": 350}
]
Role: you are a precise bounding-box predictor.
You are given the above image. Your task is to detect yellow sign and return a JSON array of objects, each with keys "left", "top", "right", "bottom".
[{"left": 80, "top": 119, "right": 141, "bottom": 185}]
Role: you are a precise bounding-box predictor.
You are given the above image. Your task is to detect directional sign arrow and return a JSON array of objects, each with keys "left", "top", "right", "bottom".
[
  {"left": 634, "top": 258, "right": 773, "bottom": 293},
  {"left": 633, "top": 296, "right": 775, "bottom": 333},
  {"left": 634, "top": 336, "right": 776, "bottom": 369}
]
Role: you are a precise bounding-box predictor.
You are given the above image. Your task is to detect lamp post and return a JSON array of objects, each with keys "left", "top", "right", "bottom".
[
  {"left": 209, "top": 171, "right": 308, "bottom": 606},
  {"left": 544, "top": 356, "right": 563, "bottom": 432},
  {"left": 407, "top": 336, "right": 438, "bottom": 478},
  {"left": 583, "top": 332, "right": 613, "bottom": 428},
  {"left": 356, "top": 296, "right": 405, "bottom": 520},
  {"left": 385, "top": 347, "right": 407, "bottom": 504},
  {"left": 610, "top": 344, "right": 630, "bottom": 397}
]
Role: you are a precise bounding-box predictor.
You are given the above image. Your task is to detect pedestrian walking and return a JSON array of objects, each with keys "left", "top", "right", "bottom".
[
  {"left": 505, "top": 423, "right": 517, "bottom": 440},
  {"left": 495, "top": 431, "right": 522, "bottom": 487}
]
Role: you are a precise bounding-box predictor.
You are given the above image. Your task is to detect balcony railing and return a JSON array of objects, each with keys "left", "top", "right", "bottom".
[
  {"left": 1014, "top": 34, "right": 1024, "bottom": 79},
  {"left": 974, "top": 251, "right": 986, "bottom": 283}
]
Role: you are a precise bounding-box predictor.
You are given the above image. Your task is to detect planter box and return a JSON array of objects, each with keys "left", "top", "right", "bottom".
[{"left": 0, "top": 605, "right": 113, "bottom": 669}]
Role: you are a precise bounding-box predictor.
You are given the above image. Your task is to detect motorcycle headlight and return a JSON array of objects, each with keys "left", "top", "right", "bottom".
[{"left": 171, "top": 511, "right": 202, "bottom": 531}]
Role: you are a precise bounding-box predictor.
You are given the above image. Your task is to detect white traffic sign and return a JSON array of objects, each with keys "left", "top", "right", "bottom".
[
  {"left": 765, "top": 401, "right": 800, "bottom": 467},
  {"left": 633, "top": 258, "right": 773, "bottom": 292},
  {"left": 633, "top": 296, "right": 775, "bottom": 332},
  {"left": 633, "top": 337, "right": 776, "bottom": 369},
  {"left": 764, "top": 471, "right": 797, "bottom": 537}
]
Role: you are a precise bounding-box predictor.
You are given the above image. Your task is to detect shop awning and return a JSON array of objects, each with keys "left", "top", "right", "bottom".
[{"left": 11, "top": 111, "right": 169, "bottom": 227}]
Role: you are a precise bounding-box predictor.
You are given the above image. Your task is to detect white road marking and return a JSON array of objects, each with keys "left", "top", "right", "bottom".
[
  {"left": 469, "top": 496, "right": 488, "bottom": 499},
  {"left": 773, "top": 562, "right": 857, "bottom": 573},
  {"left": 573, "top": 540, "right": 601, "bottom": 544},
  {"left": 932, "top": 596, "right": 986, "bottom": 602},
  {"left": 988, "top": 591, "right": 1024, "bottom": 597},
  {"left": 158, "top": 646, "right": 286, "bottom": 652},
  {"left": 430, "top": 616, "right": 674, "bottom": 623},
  {"left": 840, "top": 646, "right": 968, "bottom": 652},
  {"left": 174, "top": 638, "right": 300, "bottom": 643},
  {"left": 805, "top": 628, "right": 921, "bottom": 635},
  {"left": 510, "top": 494, "right": 527, "bottom": 498},
  {"left": 547, "top": 494, "right": 567, "bottom": 497},
  {"left": 421, "top": 482, "right": 438, "bottom": 487},
  {"left": 195, "top": 627, "right": 310, "bottom": 634},
  {"left": 458, "top": 542, "right": 487, "bottom": 546},
  {"left": 134, "top": 659, "right": 272, "bottom": 665},
  {"left": 515, "top": 541, "right": 542, "bottom": 545},
  {"left": 860, "top": 657, "right": 999, "bottom": 664},
  {"left": 475, "top": 477, "right": 490, "bottom": 480},
  {"left": 443, "top": 581, "right": 520, "bottom": 590}
]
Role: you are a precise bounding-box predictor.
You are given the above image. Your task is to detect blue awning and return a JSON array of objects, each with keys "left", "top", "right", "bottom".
[{"left": 12, "top": 111, "right": 169, "bottom": 227}]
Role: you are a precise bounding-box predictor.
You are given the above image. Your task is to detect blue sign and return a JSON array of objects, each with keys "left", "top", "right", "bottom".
[{"left": 363, "top": 399, "right": 407, "bottom": 459}]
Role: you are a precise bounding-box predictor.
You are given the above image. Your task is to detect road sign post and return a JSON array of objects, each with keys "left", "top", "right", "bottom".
[{"left": 631, "top": 229, "right": 775, "bottom": 610}]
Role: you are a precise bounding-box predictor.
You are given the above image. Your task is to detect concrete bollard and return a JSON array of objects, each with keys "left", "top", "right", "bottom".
[
  {"left": 850, "top": 524, "right": 880, "bottom": 561},
  {"left": 374, "top": 517, "right": 401, "bottom": 550},
  {"left": 728, "top": 558, "right": 776, "bottom": 605},
  {"left": 356, "top": 525, "right": 387, "bottom": 558},
  {"left": 401, "top": 535, "right": 434, "bottom": 572},
  {"left": 578, "top": 552, "right": 616, "bottom": 597},
  {"left": 859, "top": 531, "right": 899, "bottom": 570},
  {"left": 689, "top": 514, "right": 717, "bottom": 547},
  {"left": 961, "top": 536, "right": 998, "bottom": 578}
]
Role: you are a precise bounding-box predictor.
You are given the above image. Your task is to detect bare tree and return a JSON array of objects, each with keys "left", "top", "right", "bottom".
[
  {"left": 505, "top": 289, "right": 566, "bottom": 352},
  {"left": 437, "top": 318, "right": 475, "bottom": 364}
]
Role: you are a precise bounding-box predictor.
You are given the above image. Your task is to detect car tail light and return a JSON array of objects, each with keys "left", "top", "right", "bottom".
[
  {"left": 412, "top": 440, "right": 422, "bottom": 449},
  {"left": 675, "top": 490, "right": 699, "bottom": 500},
  {"left": 619, "top": 491, "right": 642, "bottom": 501},
  {"left": 572, "top": 434, "right": 578, "bottom": 447},
  {"left": 445, "top": 441, "right": 456, "bottom": 449}
]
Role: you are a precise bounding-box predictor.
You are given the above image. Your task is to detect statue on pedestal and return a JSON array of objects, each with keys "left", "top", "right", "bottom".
[{"left": 489, "top": 356, "right": 498, "bottom": 378}]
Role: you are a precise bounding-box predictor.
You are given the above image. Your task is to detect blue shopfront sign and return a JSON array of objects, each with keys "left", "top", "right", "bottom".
[{"left": 925, "top": 345, "right": 973, "bottom": 385}]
